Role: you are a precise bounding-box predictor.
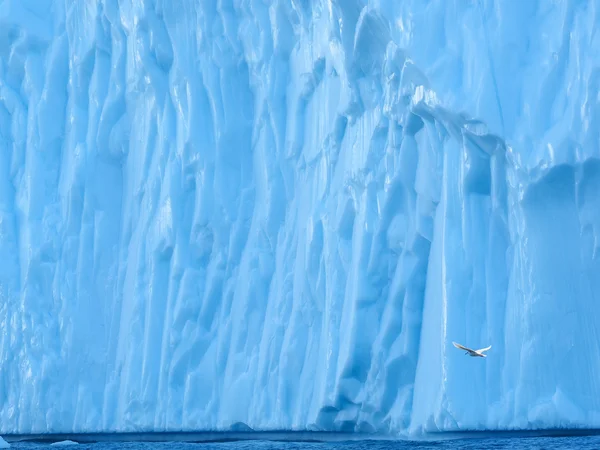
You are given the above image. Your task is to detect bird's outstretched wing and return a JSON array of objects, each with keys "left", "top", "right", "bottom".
[
  {"left": 476, "top": 345, "right": 492, "bottom": 353},
  {"left": 452, "top": 342, "right": 474, "bottom": 352}
]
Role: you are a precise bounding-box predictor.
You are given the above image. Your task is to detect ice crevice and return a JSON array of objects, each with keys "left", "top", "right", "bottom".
[{"left": 0, "top": 0, "right": 599, "bottom": 436}]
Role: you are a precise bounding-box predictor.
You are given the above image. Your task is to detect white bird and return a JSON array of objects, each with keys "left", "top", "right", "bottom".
[{"left": 452, "top": 341, "right": 492, "bottom": 358}]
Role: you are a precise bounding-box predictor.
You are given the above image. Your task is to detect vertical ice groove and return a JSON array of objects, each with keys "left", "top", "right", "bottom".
[{"left": 0, "top": 0, "right": 598, "bottom": 435}]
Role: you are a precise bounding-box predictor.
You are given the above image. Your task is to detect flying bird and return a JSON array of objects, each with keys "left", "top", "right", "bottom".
[{"left": 452, "top": 341, "right": 491, "bottom": 358}]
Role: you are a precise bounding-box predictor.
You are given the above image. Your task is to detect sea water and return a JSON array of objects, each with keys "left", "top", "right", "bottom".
[{"left": 8, "top": 437, "right": 600, "bottom": 450}]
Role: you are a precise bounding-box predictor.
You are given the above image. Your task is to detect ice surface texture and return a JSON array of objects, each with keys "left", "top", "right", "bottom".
[{"left": 1, "top": 0, "right": 599, "bottom": 436}]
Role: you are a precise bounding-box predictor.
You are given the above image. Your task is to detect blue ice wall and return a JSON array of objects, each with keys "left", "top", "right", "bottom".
[{"left": 0, "top": 0, "right": 599, "bottom": 435}]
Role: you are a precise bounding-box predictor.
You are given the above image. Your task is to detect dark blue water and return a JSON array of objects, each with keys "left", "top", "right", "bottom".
[{"left": 9, "top": 437, "right": 600, "bottom": 450}]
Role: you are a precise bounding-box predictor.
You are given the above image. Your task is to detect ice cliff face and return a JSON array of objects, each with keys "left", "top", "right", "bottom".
[{"left": 1, "top": 0, "right": 599, "bottom": 435}]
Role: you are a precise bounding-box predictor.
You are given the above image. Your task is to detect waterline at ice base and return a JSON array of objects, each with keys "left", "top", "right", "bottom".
[{"left": 0, "top": 0, "right": 599, "bottom": 436}]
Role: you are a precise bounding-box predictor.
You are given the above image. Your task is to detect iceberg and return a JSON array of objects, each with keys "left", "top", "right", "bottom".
[
  {"left": 0, "top": 0, "right": 599, "bottom": 436},
  {"left": 50, "top": 441, "right": 78, "bottom": 447}
]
